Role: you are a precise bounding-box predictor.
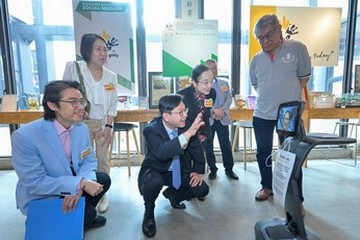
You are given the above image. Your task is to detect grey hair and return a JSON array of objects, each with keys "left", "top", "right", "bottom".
[{"left": 253, "top": 14, "right": 281, "bottom": 36}]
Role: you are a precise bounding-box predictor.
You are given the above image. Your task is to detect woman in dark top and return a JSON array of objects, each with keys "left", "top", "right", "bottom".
[{"left": 178, "top": 64, "right": 216, "bottom": 175}]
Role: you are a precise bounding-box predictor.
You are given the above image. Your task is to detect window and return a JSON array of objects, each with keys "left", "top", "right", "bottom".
[{"left": 1, "top": 0, "right": 359, "bottom": 158}]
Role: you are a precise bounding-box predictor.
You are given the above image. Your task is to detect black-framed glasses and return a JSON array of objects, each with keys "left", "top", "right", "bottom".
[
  {"left": 59, "top": 99, "right": 87, "bottom": 108},
  {"left": 257, "top": 27, "right": 277, "bottom": 43},
  {"left": 171, "top": 108, "right": 189, "bottom": 117}
]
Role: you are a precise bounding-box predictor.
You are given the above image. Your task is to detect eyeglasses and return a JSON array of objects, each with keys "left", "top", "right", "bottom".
[
  {"left": 59, "top": 99, "right": 87, "bottom": 108},
  {"left": 198, "top": 79, "right": 214, "bottom": 85},
  {"left": 171, "top": 108, "right": 188, "bottom": 117},
  {"left": 257, "top": 27, "right": 277, "bottom": 43}
]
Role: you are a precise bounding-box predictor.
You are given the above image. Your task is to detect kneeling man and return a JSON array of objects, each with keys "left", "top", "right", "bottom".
[{"left": 138, "top": 94, "right": 209, "bottom": 238}]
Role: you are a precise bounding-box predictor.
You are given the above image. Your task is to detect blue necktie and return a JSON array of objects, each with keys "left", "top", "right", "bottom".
[{"left": 170, "top": 130, "right": 181, "bottom": 189}]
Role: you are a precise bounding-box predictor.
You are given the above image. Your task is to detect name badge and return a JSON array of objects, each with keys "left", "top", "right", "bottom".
[
  {"left": 104, "top": 83, "right": 116, "bottom": 91},
  {"left": 81, "top": 147, "right": 91, "bottom": 159},
  {"left": 204, "top": 98, "right": 213, "bottom": 108},
  {"left": 220, "top": 85, "right": 229, "bottom": 92}
]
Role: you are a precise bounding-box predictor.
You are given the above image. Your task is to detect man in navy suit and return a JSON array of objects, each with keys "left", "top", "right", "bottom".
[
  {"left": 12, "top": 80, "right": 111, "bottom": 230},
  {"left": 204, "top": 59, "right": 239, "bottom": 180},
  {"left": 138, "top": 94, "right": 209, "bottom": 238}
]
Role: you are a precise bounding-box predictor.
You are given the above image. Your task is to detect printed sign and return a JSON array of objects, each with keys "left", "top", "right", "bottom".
[
  {"left": 250, "top": 6, "right": 342, "bottom": 66},
  {"left": 273, "top": 149, "right": 296, "bottom": 207},
  {"left": 72, "top": 0, "right": 135, "bottom": 94}
]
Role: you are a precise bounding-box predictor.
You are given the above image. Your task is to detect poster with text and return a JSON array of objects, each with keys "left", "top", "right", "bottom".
[
  {"left": 273, "top": 149, "right": 296, "bottom": 207},
  {"left": 162, "top": 19, "right": 218, "bottom": 77},
  {"left": 250, "top": 6, "right": 341, "bottom": 66},
  {"left": 73, "top": 0, "right": 135, "bottom": 95}
]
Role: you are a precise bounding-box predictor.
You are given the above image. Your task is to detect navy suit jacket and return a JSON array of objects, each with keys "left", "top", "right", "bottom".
[
  {"left": 141, "top": 116, "right": 206, "bottom": 175},
  {"left": 11, "top": 118, "right": 98, "bottom": 215},
  {"left": 141, "top": 117, "right": 184, "bottom": 172}
]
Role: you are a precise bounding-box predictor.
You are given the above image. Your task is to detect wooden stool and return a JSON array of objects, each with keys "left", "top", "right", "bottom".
[
  {"left": 232, "top": 121, "right": 254, "bottom": 170},
  {"left": 109, "top": 123, "right": 141, "bottom": 176}
]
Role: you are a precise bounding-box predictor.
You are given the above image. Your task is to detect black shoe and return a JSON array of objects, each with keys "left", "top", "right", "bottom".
[
  {"left": 208, "top": 171, "right": 217, "bottom": 180},
  {"left": 162, "top": 189, "right": 186, "bottom": 209},
  {"left": 142, "top": 216, "right": 156, "bottom": 238},
  {"left": 197, "top": 196, "right": 206, "bottom": 201},
  {"left": 89, "top": 215, "right": 106, "bottom": 228},
  {"left": 225, "top": 171, "right": 239, "bottom": 180}
]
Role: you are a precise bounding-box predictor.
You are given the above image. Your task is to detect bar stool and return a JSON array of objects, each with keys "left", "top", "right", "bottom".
[
  {"left": 109, "top": 123, "right": 142, "bottom": 176},
  {"left": 232, "top": 121, "right": 254, "bottom": 170}
]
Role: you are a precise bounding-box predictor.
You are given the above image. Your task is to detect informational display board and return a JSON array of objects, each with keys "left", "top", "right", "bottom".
[
  {"left": 162, "top": 19, "right": 218, "bottom": 77},
  {"left": 72, "top": 0, "right": 135, "bottom": 95},
  {"left": 250, "top": 6, "right": 342, "bottom": 67},
  {"left": 273, "top": 149, "right": 296, "bottom": 207}
]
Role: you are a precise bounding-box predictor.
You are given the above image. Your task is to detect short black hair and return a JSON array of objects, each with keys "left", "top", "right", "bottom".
[
  {"left": 191, "top": 64, "right": 211, "bottom": 83},
  {"left": 158, "top": 94, "right": 183, "bottom": 115},
  {"left": 43, "top": 80, "right": 84, "bottom": 121},
  {"left": 80, "top": 33, "right": 107, "bottom": 62}
]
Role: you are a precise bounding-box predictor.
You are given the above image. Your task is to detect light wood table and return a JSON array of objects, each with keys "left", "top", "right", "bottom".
[
  {"left": 230, "top": 107, "right": 360, "bottom": 132},
  {"left": 0, "top": 111, "right": 43, "bottom": 124},
  {"left": 0, "top": 107, "right": 359, "bottom": 129},
  {"left": 0, "top": 109, "right": 160, "bottom": 125},
  {"left": 114, "top": 109, "right": 159, "bottom": 123},
  {"left": 302, "top": 107, "right": 360, "bottom": 132}
]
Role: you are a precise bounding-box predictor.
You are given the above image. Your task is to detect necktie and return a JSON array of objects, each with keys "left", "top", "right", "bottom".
[{"left": 170, "top": 130, "right": 181, "bottom": 189}]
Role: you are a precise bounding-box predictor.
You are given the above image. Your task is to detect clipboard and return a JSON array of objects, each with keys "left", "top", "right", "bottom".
[{"left": 25, "top": 197, "right": 85, "bottom": 240}]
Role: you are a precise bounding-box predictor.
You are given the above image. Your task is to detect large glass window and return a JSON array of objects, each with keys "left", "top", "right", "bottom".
[
  {"left": 144, "top": 0, "right": 175, "bottom": 73},
  {"left": 1, "top": 0, "right": 359, "bottom": 158},
  {"left": 204, "top": 0, "right": 232, "bottom": 78},
  {"left": 8, "top": 0, "right": 75, "bottom": 97}
]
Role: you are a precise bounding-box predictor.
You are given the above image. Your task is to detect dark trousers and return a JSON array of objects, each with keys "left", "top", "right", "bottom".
[
  {"left": 138, "top": 167, "right": 209, "bottom": 210},
  {"left": 205, "top": 120, "right": 234, "bottom": 173},
  {"left": 83, "top": 172, "right": 111, "bottom": 229},
  {"left": 253, "top": 116, "right": 303, "bottom": 202}
]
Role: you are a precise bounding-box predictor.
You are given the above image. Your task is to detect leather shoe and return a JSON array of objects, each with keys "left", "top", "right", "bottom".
[
  {"left": 142, "top": 216, "right": 156, "bottom": 238},
  {"left": 225, "top": 171, "right": 239, "bottom": 180},
  {"left": 162, "top": 189, "right": 186, "bottom": 209},
  {"left": 89, "top": 215, "right": 106, "bottom": 228},
  {"left": 208, "top": 171, "right": 217, "bottom": 180},
  {"left": 255, "top": 188, "right": 273, "bottom": 201},
  {"left": 197, "top": 196, "right": 206, "bottom": 201}
]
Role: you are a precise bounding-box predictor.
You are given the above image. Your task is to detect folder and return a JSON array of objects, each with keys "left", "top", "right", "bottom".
[{"left": 25, "top": 197, "right": 85, "bottom": 240}]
